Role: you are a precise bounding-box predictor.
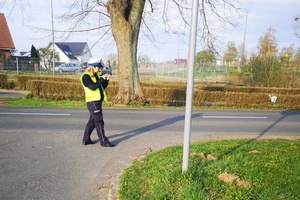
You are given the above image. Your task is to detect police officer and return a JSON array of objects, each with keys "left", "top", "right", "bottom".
[{"left": 80, "top": 59, "right": 115, "bottom": 147}]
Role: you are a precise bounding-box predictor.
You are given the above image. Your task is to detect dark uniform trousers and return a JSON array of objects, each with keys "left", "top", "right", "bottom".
[{"left": 83, "top": 100, "right": 109, "bottom": 145}]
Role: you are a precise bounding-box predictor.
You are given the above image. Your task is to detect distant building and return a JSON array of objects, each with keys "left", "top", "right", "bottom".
[
  {"left": 47, "top": 42, "right": 92, "bottom": 64},
  {"left": 0, "top": 13, "right": 15, "bottom": 58},
  {"left": 173, "top": 58, "right": 187, "bottom": 64}
]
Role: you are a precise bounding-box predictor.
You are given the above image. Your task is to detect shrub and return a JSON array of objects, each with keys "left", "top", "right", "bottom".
[
  {"left": 0, "top": 74, "right": 8, "bottom": 88},
  {"left": 242, "top": 55, "right": 299, "bottom": 88}
]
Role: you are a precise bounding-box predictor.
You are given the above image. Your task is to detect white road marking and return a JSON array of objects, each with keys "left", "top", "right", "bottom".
[
  {"left": 0, "top": 112, "right": 70, "bottom": 116},
  {"left": 203, "top": 116, "right": 267, "bottom": 119}
]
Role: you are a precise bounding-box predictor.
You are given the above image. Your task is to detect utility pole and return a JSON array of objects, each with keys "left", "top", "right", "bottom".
[
  {"left": 182, "top": 0, "right": 198, "bottom": 173},
  {"left": 174, "top": 31, "right": 184, "bottom": 77},
  {"left": 51, "top": 0, "right": 55, "bottom": 75},
  {"left": 239, "top": 9, "right": 248, "bottom": 73}
]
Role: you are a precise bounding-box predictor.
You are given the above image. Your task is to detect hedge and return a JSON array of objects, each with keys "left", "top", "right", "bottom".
[{"left": 1, "top": 74, "right": 300, "bottom": 109}]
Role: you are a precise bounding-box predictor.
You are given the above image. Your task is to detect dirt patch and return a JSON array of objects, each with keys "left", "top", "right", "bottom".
[
  {"left": 218, "top": 172, "right": 252, "bottom": 188},
  {"left": 191, "top": 152, "right": 218, "bottom": 160}
]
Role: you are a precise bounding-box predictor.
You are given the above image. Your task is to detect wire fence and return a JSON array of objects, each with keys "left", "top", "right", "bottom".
[
  {"left": 138, "top": 62, "right": 229, "bottom": 82},
  {"left": 0, "top": 56, "right": 34, "bottom": 72},
  {"left": 1, "top": 57, "right": 229, "bottom": 82},
  {"left": 0, "top": 56, "right": 71, "bottom": 76}
]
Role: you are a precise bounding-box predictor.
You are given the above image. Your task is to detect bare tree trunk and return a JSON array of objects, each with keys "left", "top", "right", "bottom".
[{"left": 107, "top": 0, "right": 145, "bottom": 104}]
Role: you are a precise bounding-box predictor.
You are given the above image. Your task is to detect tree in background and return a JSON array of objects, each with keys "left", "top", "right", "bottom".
[
  {"left": 243, "top": 27, "right": 299, "bottom": 87},
  {"left": 294, "top": 47, "right": 300, "bottom": 75},
  {"left": 196, "top": 50, "right": 215, "bottom": 64},
  {"left": 258, "top": 27, "right": 278, "bottom": 57},
  {"left": 279, "top": 45, "right": 300, "bottom": 88},
  {"left": 38, "top": 48, "right": 60, "bottom": 69},
  {"left": 279, "top": 45, "right": 294, "bottom": 63},
  {"left": 223, "top": 41, "right": 238, "bottom": 66},
  {"left": 30, "top": 45, "right": 40, "bottom": 71},
  {"left": 194, "top": 50, "right": 216, "bottom": 74},
  {"left": 244, "top": 55, "right": 283, "bottom": 87},
  {"left": 295, "top": 47, "right": 300, "bottom": 61}
]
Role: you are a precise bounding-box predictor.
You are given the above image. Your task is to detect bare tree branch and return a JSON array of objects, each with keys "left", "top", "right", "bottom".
[
  {"left": 28, "top": 24, "right": 111, "bottom": 33},
  {"left": 153, "top": 0, "right": 243, "bottom": 52},
  {"left": 0, "top": 0, "right": 30, "bottom": 22},
  {"left": 148, "top": 0, "right": 154, "bottom": 12},
  {"left": 295, "top": 16, "right": 300, "bottom": 39}
]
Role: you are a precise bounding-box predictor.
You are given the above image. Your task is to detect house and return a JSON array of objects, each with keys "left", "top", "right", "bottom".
[
  {"left": 48, "top": 42, "right": 92, "bottom": 64},
  {"left": 0, "top": 13, "right": 15, "bottom": 58}
]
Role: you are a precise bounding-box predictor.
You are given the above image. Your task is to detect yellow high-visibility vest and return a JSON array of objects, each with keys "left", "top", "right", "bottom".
[{"left": 80, "top": 73, "right": 102, "bottom": 102}]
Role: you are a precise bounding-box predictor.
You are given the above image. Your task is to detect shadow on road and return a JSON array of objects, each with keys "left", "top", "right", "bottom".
[
  {"left": 109, "top": 113, "right": 202, "bottom": 145},
  {"left": 216, "top": 109, "right": 300, "bottom": 159},
  {"left": 256, "top": 110, "right": 300, "bottom": 139}
]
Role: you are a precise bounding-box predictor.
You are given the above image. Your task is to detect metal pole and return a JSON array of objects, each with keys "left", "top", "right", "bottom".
[
  {"left": 51, "top": 0, "right": 55, "bottom": 75},
  {"left": 16, "top": 57, "right": 19, "bottom": 75},
  {"left": 177, "top": 33, "right": 180, "bottom": 78},
  {"left": 240, "top": 10, "right": 248, "bottom": 71},
  {"left": 182, "top": 0, "right": 198, "bottom": 173},
  {"left": 174, "top": 31, "right": 184, "bottom": 78}
]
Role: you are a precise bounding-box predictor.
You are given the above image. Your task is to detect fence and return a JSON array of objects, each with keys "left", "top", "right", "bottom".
[
  {"left": 0, "top": 56, "right": 41, "bottom": 72},
  {"left": 0, "top": 56, "right": 66, "bottom": 75},
  {"left": 138, "top": 62, "right": 229, "bottom": 82},
  {"left": 1, "top": 56, "right": 229, "bottom": 83}
]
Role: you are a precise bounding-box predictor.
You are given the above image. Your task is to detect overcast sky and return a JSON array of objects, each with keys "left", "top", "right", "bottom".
[{"left": 1, "top": 0, "right": 299, "bottom": 62}]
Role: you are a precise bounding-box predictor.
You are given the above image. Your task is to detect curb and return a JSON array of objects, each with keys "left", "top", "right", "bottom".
[{"left": 108, "top": 173, "right": 121, "bottom": 200}]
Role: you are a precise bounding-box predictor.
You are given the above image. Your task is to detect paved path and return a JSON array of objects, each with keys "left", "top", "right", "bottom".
[{"left": 0, "top": 89, "right": 27, "bottom": 98}]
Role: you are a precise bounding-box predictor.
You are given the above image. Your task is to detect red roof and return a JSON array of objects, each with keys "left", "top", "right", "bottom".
[{"left": 0, "top": 13, "right": 15, "bottom": 49}]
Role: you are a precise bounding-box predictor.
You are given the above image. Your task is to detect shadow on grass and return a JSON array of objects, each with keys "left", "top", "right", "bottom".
[{"left": 216, "top": 109, "right": 300, "bottom": 159}]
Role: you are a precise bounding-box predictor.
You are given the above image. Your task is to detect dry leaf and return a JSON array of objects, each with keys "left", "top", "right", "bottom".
[
  {"left": 96, "top": 184, "right": 111, "bottom": 190},
  {"left": 248, "top": 150, "right": 260, "bottom": 154}
]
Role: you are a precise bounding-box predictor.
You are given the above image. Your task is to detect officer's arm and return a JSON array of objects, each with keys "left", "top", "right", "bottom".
[
  {"left": 101, "top": 80, "right": 109, "bottom": 89},
  {"left": 82, "top": 74, "right": 102, "bottom": 90}
]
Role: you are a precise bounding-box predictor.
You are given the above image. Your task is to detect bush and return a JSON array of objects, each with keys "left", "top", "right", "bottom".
[
  {"left": 0, "top": 74, "right": 8, "bottom": 88},
  {"left": 4, "top": 75, "right": 300, "bottom": 109},
  {"left": 242, "top": 55, "right": 299, "bottom": 87}
]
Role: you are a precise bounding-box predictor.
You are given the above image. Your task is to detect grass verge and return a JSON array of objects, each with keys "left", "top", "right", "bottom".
[
  {"left": 118, "top": 139, "right": 300, "bottom": 200},
  {"left": 0, "top": 97, "right": 180, "bottom": 109},
  {"left": 0, "top": 97, "right": 86, "bottom": 107}
]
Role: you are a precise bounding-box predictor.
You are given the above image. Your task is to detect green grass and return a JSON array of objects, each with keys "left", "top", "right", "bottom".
[
  {"left": 118, "top": 139, "right": 300, "bottom": 200},
  {"left": 0, "top": 96, "right": 287, "bottom": 110},
  {"left": 0, "top": 97, "right": 86, "bottom": 107},
  {"left": 0, "top": 97, "right": 164, "bottom": 108}
]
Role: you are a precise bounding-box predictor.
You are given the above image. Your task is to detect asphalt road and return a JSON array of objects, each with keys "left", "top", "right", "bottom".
[{"left": 0, "top": 106, "right": 299, "bottom": 200}]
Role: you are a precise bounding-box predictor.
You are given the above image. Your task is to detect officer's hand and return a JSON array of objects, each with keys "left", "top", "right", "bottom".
[
  {"left": 106, "top": 74, "right": 112, "bottom": 80},
  {"left": 101, "top": 74, "right": 111, "bottom": 80}
]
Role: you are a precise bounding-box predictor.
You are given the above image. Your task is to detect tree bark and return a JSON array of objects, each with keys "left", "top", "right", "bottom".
[{"left": 107, "top": 0, "right": 145, "bottom": 104}]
